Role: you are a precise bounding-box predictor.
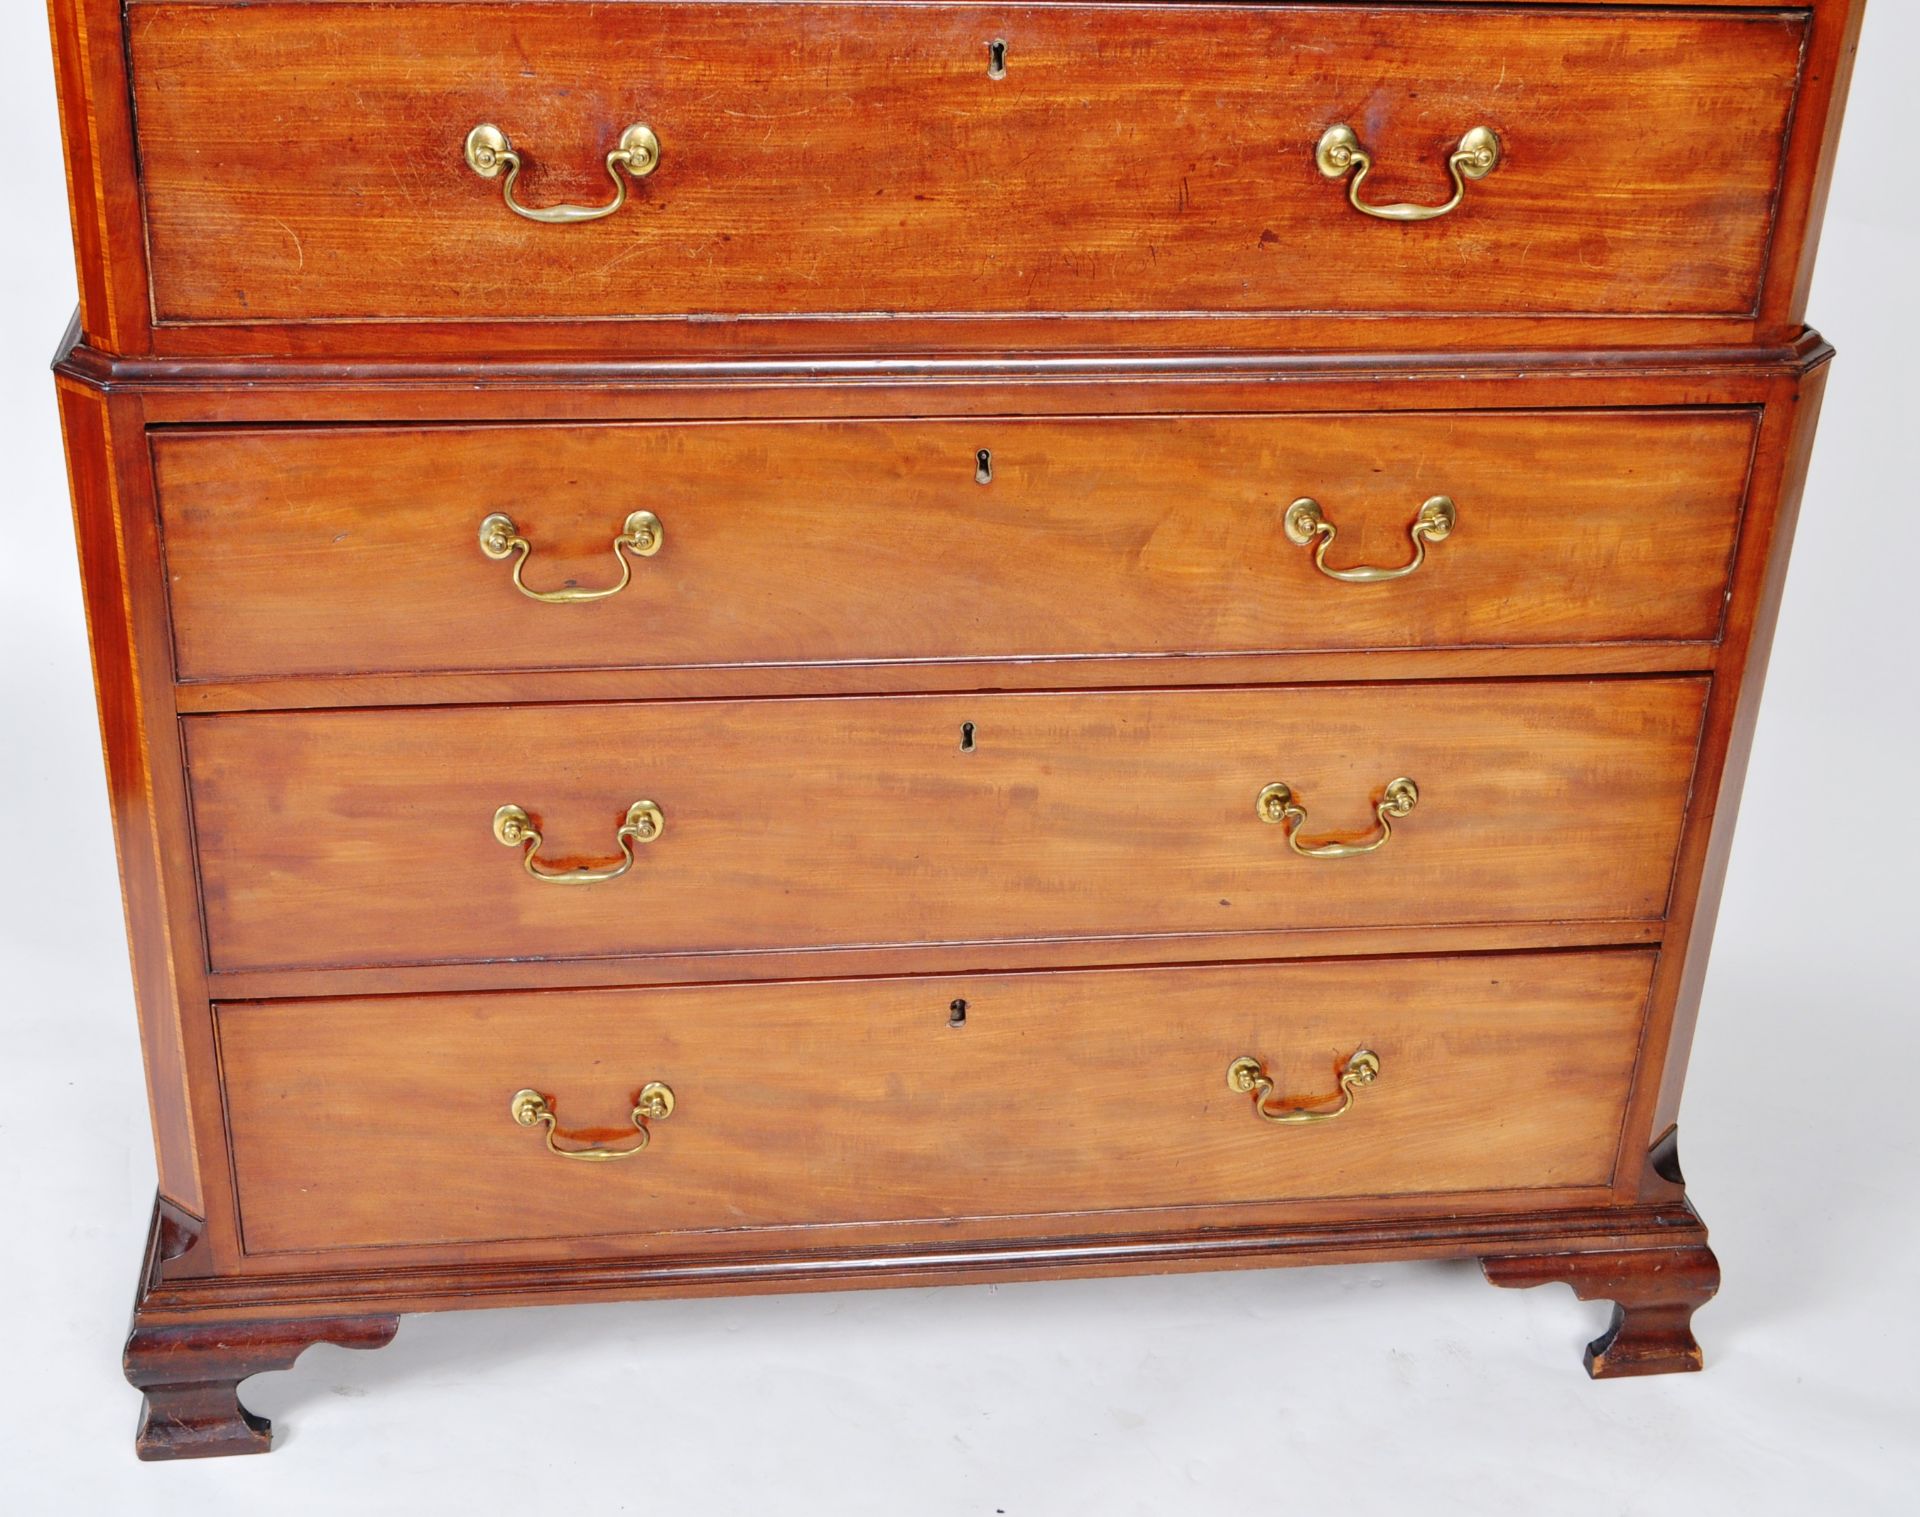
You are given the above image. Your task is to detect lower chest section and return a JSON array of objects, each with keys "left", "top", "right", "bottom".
[{"left": 144, "top": 372, "right": 1760, "bottom": 1274}]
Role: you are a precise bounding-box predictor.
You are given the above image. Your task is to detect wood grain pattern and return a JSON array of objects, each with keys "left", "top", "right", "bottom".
[
  {"left": 1781, "top": 0, "right": 1869, "bottom": 327},
  {"left": 44, "top": 0, "right": 151, "bottom": 353},
  {"left": 127, "top": 3, "right": 1805, "bottom": 326},
  {"left": 54, "top": 379, "right": 209, "bottom": 1216},
  {"left": 217, "top": 950, "right": 1655, "bottom": 1253},
  {"left": 185, "top": 679, "right": 1708, "bottom": 973},
  {"left": 154, "top": 409, "right": 1756, "bottom": 680}
]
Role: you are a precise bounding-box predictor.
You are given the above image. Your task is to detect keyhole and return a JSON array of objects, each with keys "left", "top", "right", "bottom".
[
  {"left": 949, "top": 999, "right": 969, "bottom": 1027},
  {"left": 975, "top": 448, "right": 993, "bottom": 485},
  {"left": 960, "top": 721, "right": 976, "bottom": 752},
  {"left": 987, "top": 40, "right": 1007, "bottom": 80}
]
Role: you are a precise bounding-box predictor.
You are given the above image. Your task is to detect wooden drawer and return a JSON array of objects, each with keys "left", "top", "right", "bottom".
[
  {"left": 185, "top": 680, "right": 1706, "bottom": 974},
  {"left": 218, "top": 949, "right": 1655, "bottom": 1254},
  {"left": 128, "top": 3, "right": 1805, "bottom": 329},
  {"left": 155, "top": 410, "right": 1755, "bottom": 681}
]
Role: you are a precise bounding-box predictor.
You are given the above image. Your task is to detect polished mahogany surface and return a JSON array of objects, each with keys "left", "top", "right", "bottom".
[
  {"left": 219, "top": 952, "right": 1654, "bottom": 1253},
  {"left": 154, "top": 410, "right": 1755, "bottom": 679},
  {"left": 128, "top": 4, "right": 1804, "bottom": 329},
  {"left": 185, "top": 681, "right": 1707, "bottom": 973},
  {"left": 42, "top": 0, "right": 1864, "bottom": 1458}
]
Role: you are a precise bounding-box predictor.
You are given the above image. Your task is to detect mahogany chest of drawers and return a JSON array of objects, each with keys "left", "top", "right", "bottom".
[{"left": 44, "top": 0, "right": 1863, "bottom": 1458}]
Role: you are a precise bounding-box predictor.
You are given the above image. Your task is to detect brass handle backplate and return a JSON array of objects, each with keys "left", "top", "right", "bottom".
[
  {"left": 478, "top": 510, "right": 662, "bottom": 603},
  {"left": 1258, "top": 777, "right": 1419, "bottom": 858},
  {"left": 465, "top": 122, "right": 660, "bottom": 224},
  {"left": 1228, "top": 1051, "right": 1380, "bottom": 1125},
  {"left": 493, "top": 801, "right": 664, "bottom": 884},
  {"left": 1316, "top": 124, "right": 1500, "bottom": 222},
  {"left": 511, "top": 1084, "right": 675, "bottom": 1161},
  {"left": 1284, "top": 496, "right": 1456, "bottom": 583}
]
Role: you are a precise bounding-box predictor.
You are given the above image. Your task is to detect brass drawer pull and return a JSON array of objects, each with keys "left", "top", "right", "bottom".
[
  {"left": 493, "top": 801, "right": 664, "bottom": 885},
  {"left": 1257, "top": 777, "right": 1419, "bottom": 858},
  {"left": 1316, "top": 124, "right": 1500, "bottom": 222},
  {"left": 464, "top": 122, "right": 661, "bottom": 225},
  {"left": 510, "top": 1084, "right": 675, "bottom": 1161},
  {"left": 1227, "top": 1051, "right": 1380, "bottom": 1125},
  {"left": 1284, "top": 495, "right": 1456, "bottom": 584},
  {"left": 478, "top": 510, "right": 662, "bottom": 603}
]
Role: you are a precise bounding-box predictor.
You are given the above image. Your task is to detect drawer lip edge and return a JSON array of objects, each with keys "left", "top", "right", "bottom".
[
  {"left": 200, "top": 919, "right": 1673, "bottom": 993},
  {"left": 206, "top": 930, "right": 1669, "bottom": 1000},
  {"left": 57, "top": 335, "right": 1839, "bottom": 390},
  {"left": 170, "top": 648, "right": 1727, "bottom": 710}
]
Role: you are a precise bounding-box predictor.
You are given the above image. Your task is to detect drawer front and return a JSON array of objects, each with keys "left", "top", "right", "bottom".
[
  {"left": 130, "top": 3, "right": 1805, "bottom": 327},
  {"left": 186, "top": 681, "right": 1706, "bottom": 973},
  {"left": 156, "top": 410, "right": 1755, "bottom": 681},
  {"left": 219, "top": 949, "right": 1654, "bottom": 1253}
]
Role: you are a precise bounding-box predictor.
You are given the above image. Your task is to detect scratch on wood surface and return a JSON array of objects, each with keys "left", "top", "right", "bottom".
[{"left": 271, "top": 217, "right": 305, "bottom": 274}]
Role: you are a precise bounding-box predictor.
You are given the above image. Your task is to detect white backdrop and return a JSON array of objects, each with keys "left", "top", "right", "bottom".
[{"left": 2, "top": 7, "right": 1914, "bottom": 1513}]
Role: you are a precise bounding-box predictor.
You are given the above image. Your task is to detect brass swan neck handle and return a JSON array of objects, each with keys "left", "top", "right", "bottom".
[
  {"left": 1284, "top": 496, "right": 1456, "bottom": 584},
  {"left": 1316, "top": 124, "right": 1501, "bottom": 222},
  {"left": 1228, "top": 1051, "right": 1381, "bottom": 1125},
  {"left": 510, "top": 1085, "right": 675, "bottom": 1161},
  {"left": 1258, "top": 777, "right": 1419, "bottom": 858},
  {"left": 464, "top": 122, "right": 661, "bottom": 225},
  {"left": 493, "top": 801, "right": 664, "bottom": 884},
  {"left": 478, "top": 510, "right": 662, "bottom": 604}
]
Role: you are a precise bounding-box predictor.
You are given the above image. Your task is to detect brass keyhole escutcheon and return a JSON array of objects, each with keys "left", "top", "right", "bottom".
[{"left": 987, "top": 39, "right": 1008, "bottom": 79}]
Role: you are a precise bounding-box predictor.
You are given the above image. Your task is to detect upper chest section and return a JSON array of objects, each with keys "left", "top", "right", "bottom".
[{"left": 62, "top": 2, "right": 1854, "bottom": 359}]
